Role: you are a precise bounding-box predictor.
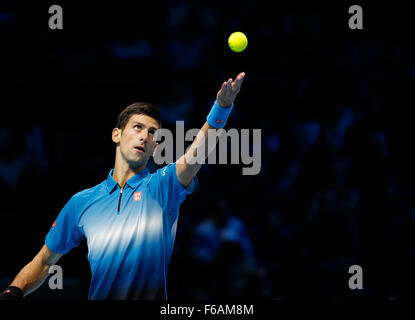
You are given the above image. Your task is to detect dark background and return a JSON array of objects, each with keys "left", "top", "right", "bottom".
[{"left": 1, "top": 0, "right": 415, "bottom": 299}]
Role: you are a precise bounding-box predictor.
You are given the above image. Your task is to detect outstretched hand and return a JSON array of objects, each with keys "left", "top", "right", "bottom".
[{"left": 216, "top": 72, "right": 246, "bottom": 108}]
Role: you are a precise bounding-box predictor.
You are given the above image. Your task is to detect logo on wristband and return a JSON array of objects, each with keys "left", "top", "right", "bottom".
[{"left": 216, "top": 119, "right": 225, "bottom": 124}]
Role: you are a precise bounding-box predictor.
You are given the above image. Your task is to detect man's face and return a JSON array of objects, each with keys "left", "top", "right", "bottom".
[{"left": 112, "top": 114, "right": 160, "bottom": 169}]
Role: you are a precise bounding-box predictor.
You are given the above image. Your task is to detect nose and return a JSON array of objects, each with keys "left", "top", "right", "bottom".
[{"left": 138, "top": 129, "right": 150, "bottom": 143}]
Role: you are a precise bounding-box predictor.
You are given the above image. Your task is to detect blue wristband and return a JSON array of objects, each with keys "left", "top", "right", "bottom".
[{"left": 206, "top": 101, "right": 234, "bottom": 128}]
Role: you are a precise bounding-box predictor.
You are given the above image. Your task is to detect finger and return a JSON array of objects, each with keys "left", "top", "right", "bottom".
[
  {"left": 233, "top": 84, "right": 241, "bottom": 94},
  {"left": 226, "top": 79, "right": 233, "bottom": 96},
  {"left": 221, "top": 81, "right": 229, "bottom": 97},
  {"left": 220, "top": 81, "right": 227, "bottom": 96},
  {"left": 220, "top": 81, "right": 226, "bottom": 93},
  {"left": 237, "top": 72, "right": 246, "bottom": 80},
  {"left": 235, "top": 73, "right": 245, "bottom": 85},
  {"left": 231, "top": 87, "right": 241, "bottom": 100},
  {"left": 231, "top": 83, "right": 239, "bottom": 94},
  {"left": 232, "top": 78, "right": 242, "bottom": 93},
  {"left": 222, "top": 81, "right": 229, "bottom": 97},
  {"left": 232, "top": 77, "right": 241, "bottom": 89},
  {"left": 234, "top": 73, "right": 245, "bottom": 88},
  {"left": 233, "top": 72, "right": 244, "bottom": 84},
  {"left": 232, "top": 75, "right": 244, "bottom": 97}
]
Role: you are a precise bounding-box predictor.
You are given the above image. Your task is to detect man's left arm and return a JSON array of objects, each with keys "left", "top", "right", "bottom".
[{"left": 176, "top": 72, "right": 246, "bottom": 187}]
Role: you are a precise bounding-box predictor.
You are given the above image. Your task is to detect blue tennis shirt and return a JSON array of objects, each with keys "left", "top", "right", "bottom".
[{"left": 45, "top": 162, "right": 198, "bottom": 300}]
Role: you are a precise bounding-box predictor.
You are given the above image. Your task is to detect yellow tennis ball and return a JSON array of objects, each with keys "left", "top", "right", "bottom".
[{"left": 228, "top": 32, "right": 248, "bottom": 53}]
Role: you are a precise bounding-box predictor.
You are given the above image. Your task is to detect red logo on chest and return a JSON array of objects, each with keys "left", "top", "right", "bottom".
[{"left": 133, "top": 191, "right": 142, "bottom": 202}]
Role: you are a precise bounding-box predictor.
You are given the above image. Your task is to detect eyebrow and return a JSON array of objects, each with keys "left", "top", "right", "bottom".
[{"left": 132, "top": 121, "right": 158, "bottom": 131}]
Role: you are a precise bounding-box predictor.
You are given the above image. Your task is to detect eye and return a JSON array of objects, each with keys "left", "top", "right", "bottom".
[
  {"left": 134, "top": 124, "right": 142, "bottom": 130},
  {"left": 149, "top": 129, "right": 155, "bottom": 136}
]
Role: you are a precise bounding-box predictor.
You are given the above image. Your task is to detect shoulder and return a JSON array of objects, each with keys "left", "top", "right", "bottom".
[
  {"left": 69, "top": 180, "right": 107, "bottom": 207},
  {"left": 147, "top": 162, "right": 198, "bottom": 194},
  {"left": 146, "top": 163, "right": 176, "bottom": 184}
]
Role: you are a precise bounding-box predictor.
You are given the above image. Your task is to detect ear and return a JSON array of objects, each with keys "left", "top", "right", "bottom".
[
  {"left": 152, "top": 142, "right": 159, "bottom": 157},
  {"left": 112, "top": 128, "right": 122, "bottom": 144}
]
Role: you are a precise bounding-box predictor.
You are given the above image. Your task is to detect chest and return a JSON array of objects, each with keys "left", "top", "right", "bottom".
[{"left": 80, "top": 190, "right": 164, "bottom": 252}]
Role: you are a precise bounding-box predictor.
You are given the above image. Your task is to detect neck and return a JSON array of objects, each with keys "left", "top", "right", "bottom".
[{"left": 113, "top": 157, "right": 146, "bottom": 188}]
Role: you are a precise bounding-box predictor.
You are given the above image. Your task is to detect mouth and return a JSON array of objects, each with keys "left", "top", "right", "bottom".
[{"left": 134, "top": 146, "right": 145, "bottom": 153}]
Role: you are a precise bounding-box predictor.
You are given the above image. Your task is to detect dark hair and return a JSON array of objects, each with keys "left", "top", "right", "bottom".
[{"left": 116, "top": 102, "right": 161, "bottom": 130}]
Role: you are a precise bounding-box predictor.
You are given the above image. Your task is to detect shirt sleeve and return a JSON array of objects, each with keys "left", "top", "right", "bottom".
[
  {"left": 45, "top": 195, "right": 84, "bottom": 255},
  {"left": 147, "top": 162, "right": 198, "bottom": 212}
]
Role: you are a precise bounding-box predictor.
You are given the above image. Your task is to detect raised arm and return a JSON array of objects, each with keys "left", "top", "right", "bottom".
[
  {"left": 0, "top": 244, "right": 62, "bottom": 299},
  {"left": 176, "top": 72, "right": 245, "bottom": 187}
]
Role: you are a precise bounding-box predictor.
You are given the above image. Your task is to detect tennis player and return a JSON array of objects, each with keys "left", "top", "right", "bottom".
[{"left": 0, "top": 72, "right": 245, "bottom": 300}]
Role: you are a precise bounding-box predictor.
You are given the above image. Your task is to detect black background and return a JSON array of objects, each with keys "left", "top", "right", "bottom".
[{"left": 1, "top": 0, "right": 415, "bottom": 300}]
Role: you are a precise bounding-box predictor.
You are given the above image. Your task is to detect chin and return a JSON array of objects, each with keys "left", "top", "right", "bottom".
[{"left": 128, "top": 157, "right": 147, "bottom": 169}]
